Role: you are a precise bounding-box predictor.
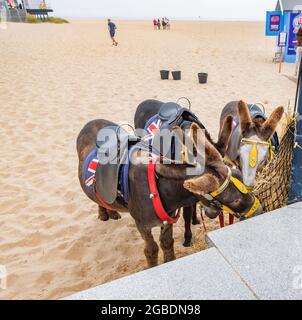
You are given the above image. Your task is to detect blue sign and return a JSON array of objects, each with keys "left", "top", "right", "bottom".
[
  {"left": 288, "top": 12, "right": 302, "bottom": 56},
  {"left": 266, "top": 11, "right": 283, "bottom": 36}
]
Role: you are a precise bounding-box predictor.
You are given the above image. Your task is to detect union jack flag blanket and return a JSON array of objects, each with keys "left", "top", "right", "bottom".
[
  {"left": 143, "top": 115, "right": 162, "bottom": 142},
  {"left": 82, "top": 146, "right": 138, "bottom": 204},
  {"left": 82, "top": 148, "right": 99, "bottom": 191}
]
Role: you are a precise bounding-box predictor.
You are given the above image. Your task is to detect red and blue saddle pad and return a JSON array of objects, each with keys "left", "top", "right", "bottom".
[
  {"left": 143, "top": 115, "right": 162, "bottom": 142},
  {"left": 82, "top": 148, "right": 99, "bottom": 189},
  {"left": 82, "top": 117, "right": 163, "bottom": 205},
  {"left": 82, "top": 146, "right": 137, "bottom": 205}
]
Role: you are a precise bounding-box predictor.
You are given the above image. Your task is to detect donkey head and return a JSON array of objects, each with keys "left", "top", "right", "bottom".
[
  {"left": 183, "top": 123, "right": 263, "bottom": 220},
  {"left": 237, "top": 100, "right": 284, "bottom": 189}
]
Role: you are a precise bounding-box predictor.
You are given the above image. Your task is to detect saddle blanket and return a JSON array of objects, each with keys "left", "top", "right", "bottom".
[
  {"left": 143, "top": 113, "right": 189, "bottom": 160},
  {"left": 144, "top": 115, "right": 162, "bottom": 142},
  {"left": 82, "top": 148, "right": 99, "bottom": 189}
]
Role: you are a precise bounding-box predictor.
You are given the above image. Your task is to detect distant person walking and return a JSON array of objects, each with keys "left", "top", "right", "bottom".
[
  {"left": 162, "top": 18, "right": 166, "bottom": 30},
  {"left": 153, "top": 18, "right": 157, "bottom": 30},
  {"left": 108, "top": 19, "right": 118, "bottom": 46},
  {"left": 165, "top": 17, "right": 170, "bottom": 30}
]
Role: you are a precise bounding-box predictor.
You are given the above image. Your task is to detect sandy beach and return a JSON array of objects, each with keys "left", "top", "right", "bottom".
[{"left": 0, "top": 20, "right": 297, "bottom": 300}]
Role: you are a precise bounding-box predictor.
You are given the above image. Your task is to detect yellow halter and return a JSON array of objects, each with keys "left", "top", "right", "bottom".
[
  {"left": 200, "top": 167, "right": 260, "bottom": 219},
  {"left": 241, "top": 138, "right": 274, "bottom": 168}
]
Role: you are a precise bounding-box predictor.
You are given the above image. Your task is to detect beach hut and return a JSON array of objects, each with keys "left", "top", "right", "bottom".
[
  {"left": 0, "top": 0, "right": 8, "bottom": 10},
  {"left": 266, "top": 0, "right": 302, "bottom": 63},
  {"left": 1, "top": 0, "right": 53, "bottom": 21},
  {"left": 276, "top": 0, "right": 302, "bottom": 11},
  {"left": 23, "top": 0, "right": 53, "bottom": 20},
  {"left": 0, "top": 0, "right": 8, "bottom": 24},
  {"left": 0, "top": 0, "right": 26, "bottom": 22}
]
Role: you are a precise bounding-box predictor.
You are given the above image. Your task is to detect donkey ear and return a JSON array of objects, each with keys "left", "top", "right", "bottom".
[
  {"left": 189, "top": 123, "right": 199, "bottom": 147},
  {"left": 184, "top": 173, "right": 220, "bottom": 195},
  {"left": 261, "top": 106, "right": 284, "bottom": 141},
  {"left": 189, "top": 122, "right": 205, "bottom": 154},
  {"left": 237, "top": 100, "right": 253, "bottom": 135},
  {"left": 215, "top": 115, "right": 233, "bottom": 157}
]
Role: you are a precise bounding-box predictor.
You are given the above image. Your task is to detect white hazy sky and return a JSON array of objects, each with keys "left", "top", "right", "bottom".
[{"left": 49, "top": 0, "right": 278, "bottom": 20}]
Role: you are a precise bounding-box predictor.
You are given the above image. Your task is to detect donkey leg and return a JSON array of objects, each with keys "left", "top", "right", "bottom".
[
  {"left": 160, "top": 224, "right": 176, "bottom": 263},
  {"left": 183, "top": 206, "right": 193, "bottom": 247},
  {"left": 135, "top": 222, "right": 159, "bottom": 268},
  {"left": 107, "top": 210, "right": 121, "bottom": 220},
  {"left": 191, "top": 204, "right": 200, "bottom": 225},
  {"left": 98, "top": 206, "right": 109, "bottom": 221}
]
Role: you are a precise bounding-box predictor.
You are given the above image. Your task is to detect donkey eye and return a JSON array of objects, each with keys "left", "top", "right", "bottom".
[{"left": 231, "top": 199, "right": 241, "bottom": 206}]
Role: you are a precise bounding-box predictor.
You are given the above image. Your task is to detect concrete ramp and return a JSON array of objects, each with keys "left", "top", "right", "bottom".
[
  {"left": 65, "top": 203, "right": 302, "bottom": 300},
  {"left": 207, "top": 202, "right": 302, "bottom": 300},
  {"left": 65, "top": 248, "right": 255, "bottom": 300}
]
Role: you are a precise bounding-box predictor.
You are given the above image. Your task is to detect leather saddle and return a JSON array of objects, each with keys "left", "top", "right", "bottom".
[
  {"left": 95, "top": 125, "right": 140, "bottom": 204},
  {"left": 158, "top": 102, "right": 205, "bottom": 130},
  {"left": 151, "top": 102, "right": 205, "bottom": 162}
]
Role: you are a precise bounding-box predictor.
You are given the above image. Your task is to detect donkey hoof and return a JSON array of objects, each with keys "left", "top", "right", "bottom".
[
  {"left": 183, "top": 240, "right": 193, "bottom": 247},
  {"left": 109, "top": 211, "right": 121, "bottom": 220},
  {"left": 98, "top": 213, "right": 109, "bottom": 221}
]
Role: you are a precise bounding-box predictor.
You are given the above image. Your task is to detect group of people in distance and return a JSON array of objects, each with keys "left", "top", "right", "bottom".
[
  {"left": 153, "top": 17, "right": 170, "bottom": 30},
  {"left": 107, "top": 17, "right": 171, "bottom": 47}
]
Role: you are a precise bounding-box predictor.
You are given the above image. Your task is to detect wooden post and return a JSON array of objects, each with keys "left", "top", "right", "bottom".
[
  {"left": 279, "top": 46, "right": 283, "bottom": 73},
  {"left": 278, "top": 31, "right": 287, "bottom": 74}
]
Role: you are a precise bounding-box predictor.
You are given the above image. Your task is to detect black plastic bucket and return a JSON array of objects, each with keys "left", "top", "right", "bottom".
[
  {"left": 172, "top": 71, "right": 181, "bottom": 80},
  {"left": 198, "top": 73, "right": 208, "bottom": 84},
  {"left": 160, "top": 70, "right": 170, "bottom": 80}
]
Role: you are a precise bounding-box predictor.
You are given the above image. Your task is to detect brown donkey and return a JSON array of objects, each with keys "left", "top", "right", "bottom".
[
  {"left": 219, "top": 100, "right": 284, "bottom": 189},
  {"left": 134, "top": 99, "right": 233, "bottom": 246},
  {"left": 77, "top": 119, "right": 262, "bottom": 267}
]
